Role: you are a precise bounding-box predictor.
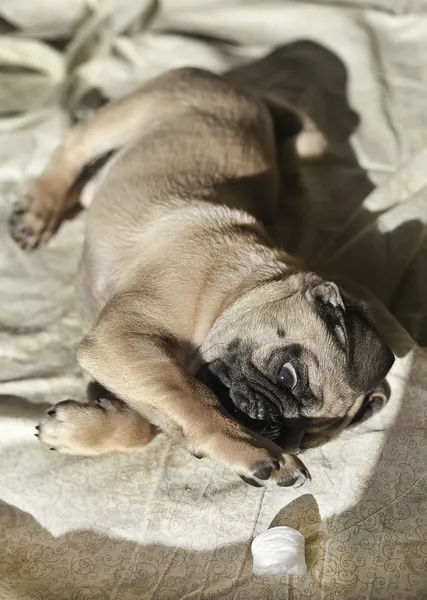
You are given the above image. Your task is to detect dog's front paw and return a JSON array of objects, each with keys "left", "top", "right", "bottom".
[
  {"left": 204, "top": 432, "right": 311, "bottom": 488},
  {"left": 240, "top": 453, "right": 311, "bottom": 488}
]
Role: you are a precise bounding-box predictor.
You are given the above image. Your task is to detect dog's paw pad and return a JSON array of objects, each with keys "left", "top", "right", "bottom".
[
  {"left": 9, "top": 197, "right": 56, "bottom": 251},
  {"left": 274, "top": 456, "right": 311, "bottom": 488},
  {"left": 239, "top": 455, "right": 310, "bottom": 489},
  {"left": 241, "top": 454, "right": 310, "bottom": 488}
]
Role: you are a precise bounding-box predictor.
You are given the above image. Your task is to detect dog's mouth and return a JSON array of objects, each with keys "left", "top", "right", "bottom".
[{"left": 196, "top": 363, "right": 285, "bottom": 441}]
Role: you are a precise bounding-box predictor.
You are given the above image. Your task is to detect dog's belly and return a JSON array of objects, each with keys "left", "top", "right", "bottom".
[{"left": 75, "top": 148, "right": 275, "bottom": 335}]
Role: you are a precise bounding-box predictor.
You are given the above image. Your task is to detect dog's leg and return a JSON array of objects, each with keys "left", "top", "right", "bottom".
[
  {"left": 8, "top": 82, "right": 176, "bottom": 250},
  {"left": 37, "top": 299, "right": 310, "bottom": 487},
  {"left": 37, "top": 396, "right": 158, "bottom": 455}
]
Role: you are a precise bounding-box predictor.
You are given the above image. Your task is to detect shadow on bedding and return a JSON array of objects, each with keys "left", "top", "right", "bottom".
[
  {"left": 228, "top": 41, "right": 426, "bottom": 345},
  {"left": 0, "top": 495, "right": 322, "bottom": 599},
  {"left": 227, "top": 40, "right": 374, "bottom": 261},
  {"left": 0, "top": 394, "right": 50, "bottom": 419},
  {"left": 0, "top": 500, "right": 250, "bottom": 599}
]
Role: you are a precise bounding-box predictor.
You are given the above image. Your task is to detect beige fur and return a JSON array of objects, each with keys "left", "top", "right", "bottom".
[{"left": 10, "top": 68, "right": 393, "bottom": 488}]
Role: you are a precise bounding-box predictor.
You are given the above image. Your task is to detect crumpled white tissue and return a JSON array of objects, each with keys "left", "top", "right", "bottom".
[{"left": 251, "top": 526, "right": 307, "bottom": 576}]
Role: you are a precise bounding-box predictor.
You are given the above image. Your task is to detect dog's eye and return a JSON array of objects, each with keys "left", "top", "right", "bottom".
[{"left": 277, "top": 362, "right": 297, "bottom": 389}]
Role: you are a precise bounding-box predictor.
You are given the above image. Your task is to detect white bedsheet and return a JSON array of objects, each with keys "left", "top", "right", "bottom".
[{"left": 0, "top": 1, "right": 426, "bottom": 598}]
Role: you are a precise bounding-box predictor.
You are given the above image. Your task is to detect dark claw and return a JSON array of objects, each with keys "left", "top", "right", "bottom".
[
  {"left": 35, "top": 425, "right": 40, "bottom": 431},
  {"left": 239, "top": 475, "right": 263, "bottom": 488},
  {"left": 34, "top": 433, "right": 39, "bottom": 437},
  {"left": 50, "top": 447, "right": 56, "bottom": 451},
  {"left": 302, "top": 465, "right": 312, "bottom": 481}
]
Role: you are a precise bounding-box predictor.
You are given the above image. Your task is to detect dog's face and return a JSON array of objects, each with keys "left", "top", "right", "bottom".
[{"left": 198, "top": 271, "right": 394, "bottom": 452}]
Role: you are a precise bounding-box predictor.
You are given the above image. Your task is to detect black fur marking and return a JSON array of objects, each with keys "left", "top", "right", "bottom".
[
  {"left": 196, "top": 362, "right": 285, "bottom": 442},
  {"left": 344, "top": 305, "right": 395, "bottom": 392}
]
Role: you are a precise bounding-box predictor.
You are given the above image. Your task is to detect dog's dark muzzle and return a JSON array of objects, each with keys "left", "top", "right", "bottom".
[{"left": 196, "top": 363, "right": 288, "bottom": 442}]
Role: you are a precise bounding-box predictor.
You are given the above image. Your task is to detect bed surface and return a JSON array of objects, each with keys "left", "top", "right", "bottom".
[{"left": 1, "top": 1, "right": 427, "bottom": 598}]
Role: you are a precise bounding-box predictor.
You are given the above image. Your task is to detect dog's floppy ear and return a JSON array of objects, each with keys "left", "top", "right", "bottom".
[
  {"left": 310, "top": 279, "right": 395, "bottom": 392},
  {"left": 348, "top": 382, "right": 390, "bottom": 427},
  {"left": 345, "top": 302, "right": 395, "bottom": 393}
]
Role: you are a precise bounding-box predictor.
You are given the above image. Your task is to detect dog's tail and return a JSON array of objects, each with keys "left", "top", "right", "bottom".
[{"left": 263, "top": 94, "right": 327, "bottom": 161}]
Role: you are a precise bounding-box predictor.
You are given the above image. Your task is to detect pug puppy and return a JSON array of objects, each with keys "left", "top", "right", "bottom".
[{"left": 9, "top": 68, "right": 394, "bottom": 488}]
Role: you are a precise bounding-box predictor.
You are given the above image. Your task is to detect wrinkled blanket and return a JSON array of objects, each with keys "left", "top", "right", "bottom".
[{"left": 1, "top": 1, "right": 427, "bottom": 598}]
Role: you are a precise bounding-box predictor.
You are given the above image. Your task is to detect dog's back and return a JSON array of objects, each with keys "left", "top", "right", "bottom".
[{"left": 78, "top": 68, "right": 283, "bottom": 323}]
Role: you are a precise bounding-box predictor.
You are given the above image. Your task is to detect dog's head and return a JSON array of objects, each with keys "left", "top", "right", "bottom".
[{"left": 198, "top": 271, "right": 394, "bottom": 452}]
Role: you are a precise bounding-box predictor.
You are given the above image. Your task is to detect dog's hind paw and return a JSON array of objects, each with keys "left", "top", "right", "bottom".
[{"left": 9, "top": 190, "right": 59, "bottom": 251}]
